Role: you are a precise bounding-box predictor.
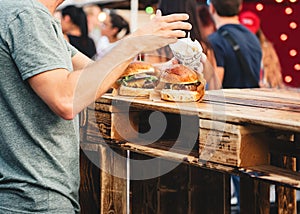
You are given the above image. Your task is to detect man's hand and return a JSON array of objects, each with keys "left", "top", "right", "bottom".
[
  {"left": 129, "top": 10, "right": 192, "bottom": 53},
  {"left": 133, "top": 10, "right": 192, "bottom": 38}
]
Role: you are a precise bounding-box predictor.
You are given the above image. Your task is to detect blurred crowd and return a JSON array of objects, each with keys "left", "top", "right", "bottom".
[
  {"left": 55, "top": 0, "right": 284, "bottom": 90},
  {"left": 55, "top": 3, "right": 130, "bottom": 61}
]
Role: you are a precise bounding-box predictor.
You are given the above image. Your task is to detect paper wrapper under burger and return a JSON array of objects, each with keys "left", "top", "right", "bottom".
[{"left": 169, "top": 38, "right": 203, "bottom": 72}]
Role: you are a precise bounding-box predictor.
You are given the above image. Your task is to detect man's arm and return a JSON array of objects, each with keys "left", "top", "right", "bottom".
[
  {"left": 28, "top": 12, "right": 192, "bottom": 120},
  {"left": 216, "top": 66, "right": 224, "bottom": 86},
  {"left": 72, "top": 52, "right": 93, "bottom": 71}
]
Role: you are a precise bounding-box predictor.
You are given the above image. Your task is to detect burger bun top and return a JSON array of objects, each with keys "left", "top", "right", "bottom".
[
  {"left": 121, "top": 61, "right": 155, "bottom": 77},
  {"left": 160, "top": 64, "right": 199, "bottom": 84}
]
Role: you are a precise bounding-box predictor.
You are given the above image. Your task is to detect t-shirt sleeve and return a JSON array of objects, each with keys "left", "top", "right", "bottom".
[
  {"left": 6, "top": 8, "right": 75, "bottom": 80},
  {"left": 66, "top": 41, "right": 79, "bottom": 57}
]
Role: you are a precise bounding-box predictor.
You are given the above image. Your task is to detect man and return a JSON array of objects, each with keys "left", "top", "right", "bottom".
[
  {"left": 239, "top": 10, "right": 285, "bottom": 89},
  {"left": 208, "top": 0, "right": 262, "bottom": 88},
  {"left": 0, "top": 0, "right": 192, "bottom": 213}
]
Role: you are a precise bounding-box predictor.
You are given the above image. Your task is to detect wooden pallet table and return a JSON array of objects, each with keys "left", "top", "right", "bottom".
[{"left": 79, "top": 88, "right": 300, "bottom": 214}]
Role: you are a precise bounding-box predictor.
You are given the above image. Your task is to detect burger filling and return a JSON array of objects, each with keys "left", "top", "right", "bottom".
[
  {"left": 118, "top": 73, "right": 158, "bottom": 89},
  {"left": 164, "top": 82, "right": 201, "bottom": 91}
]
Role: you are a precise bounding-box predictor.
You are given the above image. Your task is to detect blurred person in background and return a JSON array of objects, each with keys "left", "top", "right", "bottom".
[
  {"left": 145, "top": 0, "right": 221, "bottom": 90},
  {"left": 239, "top": 10, "right": 285, "bottom": 88},
  {"left": 208, "top": 0, "right": 262, "bottom": 211},
  {"left": 61, "top": 5, "right": 97, "bottom": 58},
  {"left": 96, "top": 11, "right": 130, "bottom": 60},
  {"left": 208, "top": 0, "right": 262, "bottom": 89},
  {"left": 197, "top": 4, "right": 216, "bottom": 39},
  {"left": 0, "top": 0, "right": 192, "bottom": 212},
  {"left": 83, "top": 4, "right": 102, "bottom": 44}
]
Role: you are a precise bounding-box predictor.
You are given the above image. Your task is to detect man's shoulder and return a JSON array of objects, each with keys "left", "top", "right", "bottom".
[
  {"left": 219, "top": 24, "right": 260, "bottom": 46},
  {"left": 207, "top": 31, "right": 222, "bottom": 43},
  {"left": 218, "top": 24, "right": 249, "bottom": 34},
  {"left": 0, "top": 0, "right": 50, "bottom": 24},
  {"left": 1, "top": 0, "right": 36, "bottom": 12}
]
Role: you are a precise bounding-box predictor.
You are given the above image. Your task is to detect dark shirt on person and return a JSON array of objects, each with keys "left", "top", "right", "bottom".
[
  {"left": 68, "top": 34, "right": 97, "bottom": 58},
  {"left": 208, "top": 24, "right": 262, "bottom": 88}
]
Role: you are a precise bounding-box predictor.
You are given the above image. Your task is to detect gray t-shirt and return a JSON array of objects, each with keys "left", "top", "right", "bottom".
[{"left": 0, "top": 0, "right": 80, "bottom": 213}]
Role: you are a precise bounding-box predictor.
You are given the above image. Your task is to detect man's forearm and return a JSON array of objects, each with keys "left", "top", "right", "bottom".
[{"left": 71, "top": 35, "right": 175, "bottom": 115}]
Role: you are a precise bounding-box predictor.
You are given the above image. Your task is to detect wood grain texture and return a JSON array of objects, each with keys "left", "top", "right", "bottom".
[
  {"left": 79, "top": 149, "right": 100, "bottom": 214},
  {"left": 130, "top": 152, "right": 231, "bottom": 214},
  {"left": 99, "top": 88, "right": 300, "bottom": 132},
  {"left": 79, "top": 88, "right": 300, "bottom": 213},
  {"left": 240, "top": 177, "right": 270, "bottom": 214},
  {"left": 199, "top": 119, "right": 269, "bottom": 167},
  {"left": 99, "top": 145, "right": 127, "bottom": 214},
  {"left": 241, "top": 165, "right": 300, "bottom": 189}
]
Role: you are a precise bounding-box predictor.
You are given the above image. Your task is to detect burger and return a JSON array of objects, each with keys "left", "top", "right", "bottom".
[
  {"left": 116, "top": 61, "right": 159, "bottom": 97},
  {"left": 159, "top": 64, "right": 206, "bottom": 102}
]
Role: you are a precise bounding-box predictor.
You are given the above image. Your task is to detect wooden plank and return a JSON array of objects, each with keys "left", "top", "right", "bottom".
[
  {"left": 212, "top": 88, "right": 300, "bottom": 103},
  {"left": 200, "top": 119, "right": 267, "bottom": 134},
  {"left": 204, "top": 93, "right": 300, "bottom": 112},
  {"left": 205, "top": 88, "right": 300, "bottom": 111},
  {"left": 240, "top": 165, "right": 300, "bottom": 189},
  {"left": 80, "top": 142, "right": 100, "bottom": 152},
  {"left": 199, "top": 119, "right": 269, "bottom": 167},
  {"left": 236, "top": 88, "right": 300, "bottom": 101},
  {"left": 214, "top": 103, "right": 300, "bottom": 132},
  {"left": 99, "top": 145, "right": 127, "bottom": 214},
  {"left": 94, "top": 103, "right": 113, "bottom": 113},
  {"left": 276, "top": 186, "right": 297, "bottom": 214},
  {"left": 87, "top": 107, "right": 140, "bottom": 142},
  {"left": 131, "top": 179, "right": 159, "bottom": 214},
  {"left": 158, "top": 164, "right": 189, "bottom": 214},
  {"left": 79, "top": 149, "right": 100, "bottom": 214},
  {"left": 95, "top": 95, "right": 113, "bottom": 105},
  {"left": 110, "top": 110, "right": 140, "bottom": 141},
  {"left": 121, "top": 142, "right": 199, "bottom": 165},
  {"left": 190, "top": 168, "right": 230, "bottom": 214},
  {"left": 199, "top": 128, "right": 239, "bottom": 166},
  {"left": 98, "top": 140, "right": 300, "bottom": 189},
  {"left": 240, "top": 177, "right": 270, "bottom": 214},
  {"left": 130, "top": 152, "right": 159, "bottom": 214},
  {"left": 114, "top": 141, "right": 238, "bottom": 174},
  {"left": 99, "top": 94, "right": 300, "bottom": 132},
  {"left": 271, "top": 155, "right": 297, "bottom": 214},
  {"left": 159, "top": 190, "right": 188, "bottom": 213},
  {"left": 90, "top": 109, "right": 112, "bottom": 140}
]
